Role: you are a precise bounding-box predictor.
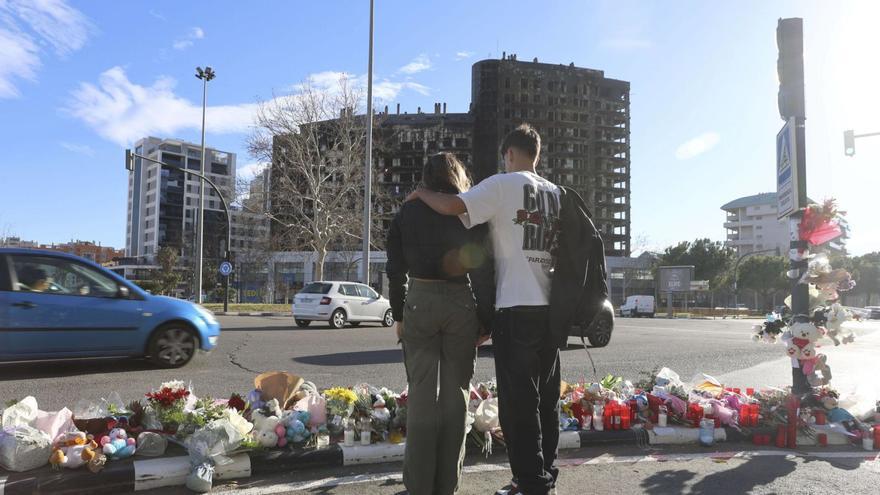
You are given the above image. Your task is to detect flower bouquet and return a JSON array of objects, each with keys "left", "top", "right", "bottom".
[
  {"left": 145, "top": 381, "right": 191, "bottom": 434},
  {"left": 323, "top": 387, "right": 357, "bottom": 437}
]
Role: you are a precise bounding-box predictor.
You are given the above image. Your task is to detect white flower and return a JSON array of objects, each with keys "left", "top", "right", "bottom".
[{"left": 160, "top": 380, "right": 187, "bottom": 391}]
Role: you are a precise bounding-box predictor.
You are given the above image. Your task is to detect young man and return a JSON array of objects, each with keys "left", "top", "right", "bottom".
[{"left": 407, "top": 124, "right": 561, "bottom": 495}]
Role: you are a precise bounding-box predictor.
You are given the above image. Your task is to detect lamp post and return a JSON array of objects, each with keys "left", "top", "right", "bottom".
[
  {"left": 126, "top": 149, "right": 231, "bottom": 312},
  {"left": 195, "top": 66, "right": 215, "bottom": 304},
  {"left": 361, "top": 0, "right": 375, "bottom": 286}
]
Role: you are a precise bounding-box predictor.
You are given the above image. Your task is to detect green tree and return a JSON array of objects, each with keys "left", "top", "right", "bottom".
[
  {"left": 851, "top": 252, "right": 880, "bottom": 306},
  {"left": 656, "top": 238, "right": 735, "bottom": 289},
  {"left": 156, "top": 246, "right": 181, "bottom": 296},
  {"left": 737, "top": 256, "right": 789, "bottom": 310}
]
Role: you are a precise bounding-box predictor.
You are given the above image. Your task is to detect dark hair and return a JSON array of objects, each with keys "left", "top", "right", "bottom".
[
  {"left": 500, "top": 123, "right": 541, "bottom": 160},
  {"left": 422, "top": 153, "right": 471, "bottom": 194},
  {"left": 18, "top": 266, "right": 47, "bottom": 286}
]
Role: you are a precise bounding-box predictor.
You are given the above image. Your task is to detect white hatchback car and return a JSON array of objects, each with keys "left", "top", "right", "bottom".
[{"left": 292, "top": 281, "right": 394, "bottom": 329}]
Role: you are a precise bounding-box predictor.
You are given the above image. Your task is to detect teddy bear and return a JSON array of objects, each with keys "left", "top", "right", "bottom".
[
  {"left": 807, "top": 354, "right": 832, "bottom": 387},
  {"left": 281, "top": 410, "right": 312, "bottom": 444},
  {"left": 825, "top": 303, "right": 854, "bottom": 346},
  {"left": 251, "top": 401, "right": 286, "bottom": 448},
  {"left": 100, "top": 428, "right": 136, "bottom": 459},
  {"left": 49, "top": 431, "right": 99, "bottom": 469}
]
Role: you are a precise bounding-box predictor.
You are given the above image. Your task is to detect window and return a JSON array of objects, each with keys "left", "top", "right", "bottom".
[
  {"left": 10, "top": 255, "right": 120, "bottom": 298},
  {"left": 302, "top": 282, "right": 333, "bottom": 294},
  {"left": 504, "top": 78, "right": 510, "bottom": 89},
  {"left": 357, "top": 285, "right": 378, "bottom": 299},
  {"left": 341, "top": 284, "right": 360, "bottom": 296}
]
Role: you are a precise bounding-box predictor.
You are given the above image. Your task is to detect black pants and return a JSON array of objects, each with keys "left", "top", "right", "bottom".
[{"left": 493, "top": 306, "right": 560, "bottom": 495}]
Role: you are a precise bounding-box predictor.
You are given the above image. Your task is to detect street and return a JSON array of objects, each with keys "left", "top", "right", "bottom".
[{"left": 2, "top": 316, "right": 875, "bottom": 411}]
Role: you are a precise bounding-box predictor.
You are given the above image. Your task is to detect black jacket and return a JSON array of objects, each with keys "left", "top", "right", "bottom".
[
  {"left": 548, "top": 187, "right": 609, "bottom": 349},
  {"left": 385, "top": 200, "right": 495, "bottom": 333}
]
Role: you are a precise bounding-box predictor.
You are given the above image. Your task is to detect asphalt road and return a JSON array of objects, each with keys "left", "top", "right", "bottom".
[{"left": 0, "top": 316, "right": 794, "bottom": 411}]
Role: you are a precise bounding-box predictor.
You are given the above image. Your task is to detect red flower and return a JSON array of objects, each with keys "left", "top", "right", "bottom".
[
  {"left": 145, "top": 387, "right": 190, "bottom": 408},
  {"left": 227, "top": 393, "right": 246, "bottom": 412},
  {"left": 515, "top": 209, "right": 528, "bottom": 223}
]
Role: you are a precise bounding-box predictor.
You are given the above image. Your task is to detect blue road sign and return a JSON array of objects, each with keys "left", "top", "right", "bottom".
[{"left": 219, "top": 261, "right": 233, "bottom": 277}]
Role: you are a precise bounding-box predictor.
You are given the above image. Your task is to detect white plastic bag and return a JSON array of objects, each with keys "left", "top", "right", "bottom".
[
  {"left": 293, "top": 382, "right": 326, "bottom": 428},
  {"left": 2, "top": 396, "right": 39, "bottom": 428},
  {"left": 33, "top": 407, "right": 74, "bottom": 443},
  {"left": 473, "top": 398, "right": 499, "bottom": 432},
  {"left": 655, "top": 368, "right": 683, "bottom": 390},
  {"left": 0, "top": 425, "right": 52, "bottom": 472}
]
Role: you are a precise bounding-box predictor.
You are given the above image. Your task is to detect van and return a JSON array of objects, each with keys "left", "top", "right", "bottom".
[{"left": 619, "top": 295, "right": 655, "bottom": 318}]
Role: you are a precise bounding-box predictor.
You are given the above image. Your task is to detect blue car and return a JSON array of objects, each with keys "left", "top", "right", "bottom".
[{"left": 0, "top": 248, "right": 220, "bottom": 368}]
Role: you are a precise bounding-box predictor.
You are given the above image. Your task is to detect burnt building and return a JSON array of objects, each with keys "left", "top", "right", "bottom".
[
  {"left": 471, "top": 54, "right": 631, "bottom": 257},
  {"left": 377, "top": 103, "right": 473, "bottom": 228}
]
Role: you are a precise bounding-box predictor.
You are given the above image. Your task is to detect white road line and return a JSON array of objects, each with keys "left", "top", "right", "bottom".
[{"left": 216, "top": 451, "right": 880, "bottom": 494}]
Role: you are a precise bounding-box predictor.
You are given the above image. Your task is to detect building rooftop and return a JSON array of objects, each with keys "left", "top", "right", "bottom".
[
  {"left": 381, "top": 112, "right": 472, "bottom": 126},
  {"left": 721, "top": 192, "right": 777, "bottom": 211}
]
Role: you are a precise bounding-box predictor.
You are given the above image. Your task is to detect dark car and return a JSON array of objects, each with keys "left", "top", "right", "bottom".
[{"left": 569, "top": 299, "right": 615, "bottom": 347}]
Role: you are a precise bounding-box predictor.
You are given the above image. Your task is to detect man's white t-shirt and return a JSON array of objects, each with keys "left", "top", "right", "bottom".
[{"left": 458, "top": 171, "right": 561, "bottom": 308}]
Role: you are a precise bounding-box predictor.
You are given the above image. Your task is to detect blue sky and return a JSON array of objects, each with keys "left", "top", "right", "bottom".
[{"left": 1, "top": 0, "right": 878, "bottom": 255}]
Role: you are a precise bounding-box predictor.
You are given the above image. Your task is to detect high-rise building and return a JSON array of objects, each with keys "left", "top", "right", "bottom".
[
  {"left": 267, "top": 55, "right": 632, "bottom": 257},
  {"left": 126, "top": 137, "right": 236, "bottom": 264},
  {"left": 471, "top": 54, "right": 631, "bottom": 256}
]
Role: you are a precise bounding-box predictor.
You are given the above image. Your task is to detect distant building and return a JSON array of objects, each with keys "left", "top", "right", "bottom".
[
  {"left": 126, "top": 137, "right": 236, "bottom": 264},
  {"left": 721, "top": 192, "right": 849, "bottom": 256},
  {"left": 722, "top": 193, "right": 790, "bottom": 256},
  {"left": 46, "top": 240, "right": 123, "bottom": 265},
  {"left": 268, "top": 55, "right": 632, "bottom": 258},
  {"left": 0, "top": 237, "right": 41, "bottom": 249}
]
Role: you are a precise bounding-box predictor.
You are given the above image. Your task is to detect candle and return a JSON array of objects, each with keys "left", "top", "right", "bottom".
[
  {"left": 658, "top": 406, "right": 668, "bottom": 427},
  {"left": 344, "top": 428, "right": 355, "bottom": 447},
  {"left": 863, "top": 436, "right": 874, "bottom": 451},
  {"left": 360, "top": 430, "right": 371, "bottom": 446}
]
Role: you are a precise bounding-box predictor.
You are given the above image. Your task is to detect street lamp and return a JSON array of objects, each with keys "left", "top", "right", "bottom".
[
  {"left": 195, "top": 66, "right": 215, "bottom": 305},
  {"left": 362, "top": 0, "right": 375, "bottom": 286},
  {"left": 126, "top": 149, "right": 232, "bottom": 312}
]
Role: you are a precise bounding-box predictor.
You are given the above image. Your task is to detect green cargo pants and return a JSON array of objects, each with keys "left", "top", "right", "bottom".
[{"left": 401, "top": 280, "right": 480, "bottom": 495}]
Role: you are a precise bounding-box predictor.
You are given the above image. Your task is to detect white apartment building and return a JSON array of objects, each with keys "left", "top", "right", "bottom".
[
  {"left": 721, "top": 192, "right": 789, "bottom": 256},
  {"left": 126, "top": 137, "right": 236, "bottom": 263}
]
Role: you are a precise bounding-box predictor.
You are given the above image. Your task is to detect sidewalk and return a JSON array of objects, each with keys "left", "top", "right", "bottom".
[{"left": 0, "top": 427, "right": 736, "bottom": 494}]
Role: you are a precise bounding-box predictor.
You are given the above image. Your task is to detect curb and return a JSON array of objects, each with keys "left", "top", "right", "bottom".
[
  {"left": 0, "top": 427, "right": 740, "bottom": 494},
  {"left": 212, "top": 312, "right": 291, "bottom": 317}
]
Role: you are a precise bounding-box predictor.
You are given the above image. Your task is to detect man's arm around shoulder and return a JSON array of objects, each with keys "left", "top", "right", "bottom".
[{"left": 406, "top": 188, "right": 467, "bottom": 216}]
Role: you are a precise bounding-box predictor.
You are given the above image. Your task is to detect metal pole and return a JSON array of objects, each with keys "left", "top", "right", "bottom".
[
  {"left": 196, "top": 76, "right": 208, "bottom": 304},
  {"left": 362, "top": 0, "right": 374, "bottom": 286},
  {"left": 790, "top": 116, "right": 810, "bottom": 394}
]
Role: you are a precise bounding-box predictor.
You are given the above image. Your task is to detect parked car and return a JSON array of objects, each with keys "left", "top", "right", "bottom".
[
  {"left": 292, "top": 281, "right": 394, "bottom": 329},
  {"left": 0, "top": 248, "right": 220, "bottom": 367},
  {"left": 569, "top": 299, "right": 616, "bottom": 348},
  {"left": 619, "top": 295, "right": 655, "bottom": 318},
  {"left": 866, "top": 306, "right": 880, "bottom": 320}
]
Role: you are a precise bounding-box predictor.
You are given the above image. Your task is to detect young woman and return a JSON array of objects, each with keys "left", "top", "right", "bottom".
[{"left": 386, "top": 152, "right": 494, "bottom": 495}]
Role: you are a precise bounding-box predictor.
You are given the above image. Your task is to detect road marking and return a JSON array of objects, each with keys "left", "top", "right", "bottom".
[{"left": 214, "top": 450, "right": 880, "bottom": 494}]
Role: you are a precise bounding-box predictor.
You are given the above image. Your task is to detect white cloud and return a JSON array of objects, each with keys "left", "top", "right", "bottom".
[
  {"left": 398, "top": 54, "right": 431, "bottom": 74},
  {"left": 173, "top": 26, "right": 205, "bottom": 50},
  {"left": 65, "top": 66, "right": 257, "bottom": 146},
  {"left": 454, "top": 51, "right": 474, "bottom": 61},
  {"left": 67, "top": 67, "right": 430, "bottom": 146},
  {"left": 675, "top": 132, "right": 721, "bottom": 160},
  {"left": 237, "top": 161, "right": 268, "bottom": 181},
  {"left": 59, "top": 141, "right": 95, "bottom": 156},
  {"left": 0, "top": 0, "right": 92, "bottom": 98}
]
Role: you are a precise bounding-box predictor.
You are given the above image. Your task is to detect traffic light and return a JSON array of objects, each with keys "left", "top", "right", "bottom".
[
  {"left": 777, "top": 18, "right": 805, "bottom": 120},
  {"left": 844, "top": 130, "right": 855, "bottom": 156},
  {"left": 125, "top": 149, "right": 134, "bottom": 171}
]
